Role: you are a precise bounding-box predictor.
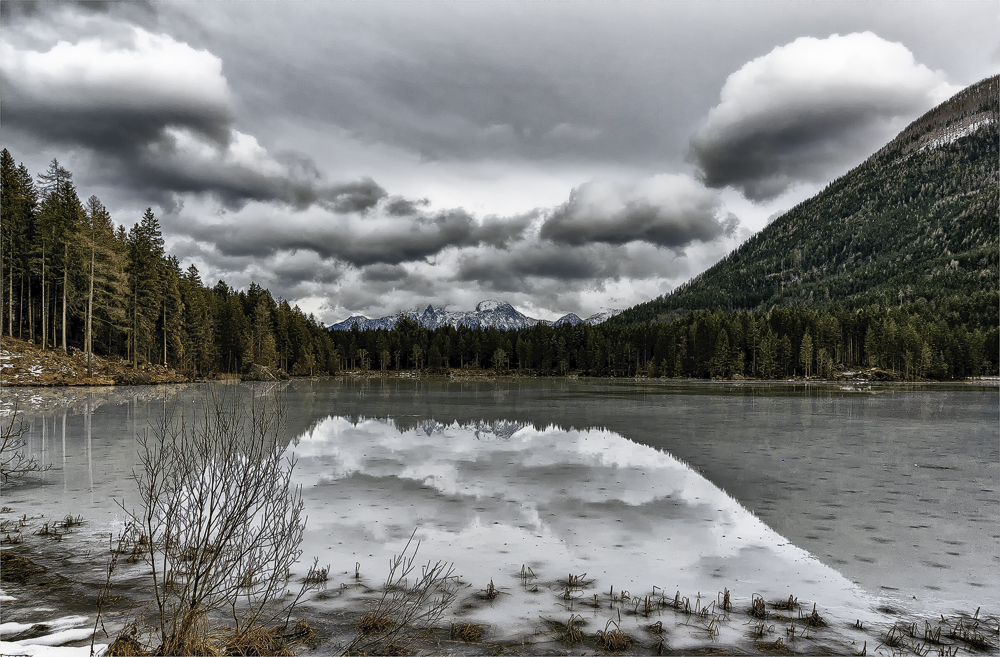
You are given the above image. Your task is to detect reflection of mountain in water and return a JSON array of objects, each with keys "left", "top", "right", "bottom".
[
  {"left": 329, "top": 413, "right": 602, "bottom": 439},
  {"left": 414, "top": 419, "right": 529, "bottom": 441}
]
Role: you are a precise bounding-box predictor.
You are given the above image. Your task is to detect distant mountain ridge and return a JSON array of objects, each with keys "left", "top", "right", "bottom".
[
  {"left": 612, "top": 75, "right": 999, "bottom": 328},
  {"left": 331, "top": 300, "right": 621, "bottom": 331}
]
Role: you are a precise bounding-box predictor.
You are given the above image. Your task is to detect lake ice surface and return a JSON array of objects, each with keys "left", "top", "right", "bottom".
[{"left": 2, "top": 379, "right": 997, "bottom": 653}]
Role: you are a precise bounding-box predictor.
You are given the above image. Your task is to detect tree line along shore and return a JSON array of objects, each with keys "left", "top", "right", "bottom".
[{"left": 2, "top": 149, "right": 996, "bottom": 385}]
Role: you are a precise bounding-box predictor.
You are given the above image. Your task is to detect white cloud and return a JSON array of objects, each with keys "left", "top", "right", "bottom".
[
  {"left": 690, "top": 32, "right": 960, "bottom": 200},
  {"left": 1, "top": 26, "right": 233, "bottom": 129}
]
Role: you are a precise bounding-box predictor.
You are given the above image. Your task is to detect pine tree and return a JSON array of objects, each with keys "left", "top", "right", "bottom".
[
  {"left": 127, "top": 208, "right": 166, "bottom": 366},
  {"left": 36, "top": 159, "right": 84, "bottom": 352},
  {"left": 81, "top": 196, "right": 129, "bottom": 374},
  {"left": 800, "top": 331, "right": 814, "bottom": 377}
]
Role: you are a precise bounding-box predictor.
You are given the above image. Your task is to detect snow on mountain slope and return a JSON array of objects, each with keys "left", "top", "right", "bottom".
[{"left": 330, "top": 301, "right": 620, "bottom": 331}]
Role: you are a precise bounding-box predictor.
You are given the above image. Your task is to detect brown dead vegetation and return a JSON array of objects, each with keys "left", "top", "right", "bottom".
[
  {"left": 0, "top": 549, "right": 46, "bottom": 583},
  {"left": 0, "top": 336, "right": 187, "bottom": 386}
]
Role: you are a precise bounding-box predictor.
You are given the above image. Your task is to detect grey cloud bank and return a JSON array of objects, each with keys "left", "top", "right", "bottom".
[
  {"left": 0, "top": 1, "right": 994, "bottom": 321},
  {"left": 540, "top": 175, "right": 734, "bottom": 248}
]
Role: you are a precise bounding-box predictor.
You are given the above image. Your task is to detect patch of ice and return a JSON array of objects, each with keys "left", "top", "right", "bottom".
[
  {"left": 0, "top": 641, "right": 107, "bottom": 656},
  {"left": 0, "top": 621, "right": 35, "bottom": 637},
  {"left": 18, "top": 627, "right": 97, "bottom": 646},
  {"left": 0, "top": 616, "right": 90, "bottom": 639},
  {"left": 0, "top": 588, "right": 14, "bottom": 602}
]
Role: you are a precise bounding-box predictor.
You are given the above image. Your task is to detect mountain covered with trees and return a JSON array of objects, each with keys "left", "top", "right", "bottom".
[
  {"left": 613, "top": 75, "right": 999, "bottom": 328},
  {"left": 1, "top": 77, "right": 996, "bottom": 383}
]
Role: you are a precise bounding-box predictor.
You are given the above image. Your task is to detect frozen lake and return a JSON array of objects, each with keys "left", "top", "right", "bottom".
[{"left": 2, "top": 378, "right": 997, "bottom": 653}]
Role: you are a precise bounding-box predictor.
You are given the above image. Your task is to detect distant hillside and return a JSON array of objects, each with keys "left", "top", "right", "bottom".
[{"left": 614, "top": 75, "right": 999, "bottom": 329}]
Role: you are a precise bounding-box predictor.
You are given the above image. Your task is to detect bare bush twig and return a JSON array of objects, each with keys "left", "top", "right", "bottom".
[
  {"left": 0, "top": 404, "right": 49, "bottom": 486},
  {"left": 343, "top": 531, "right": 459, "bottom": 655},
  {"left": 120, "top": 384, "right": 313, "bottom": 655}
]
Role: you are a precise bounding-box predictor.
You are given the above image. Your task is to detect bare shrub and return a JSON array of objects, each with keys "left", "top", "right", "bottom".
[
  {"left": 0, "top": 404, "right": 48, "bottom": 486},
  {"left": 344, "top": 532, "right": 459, "bottom": 655},
  {"left": 123, "top": 384, "right": 316, "bottom": 655}
]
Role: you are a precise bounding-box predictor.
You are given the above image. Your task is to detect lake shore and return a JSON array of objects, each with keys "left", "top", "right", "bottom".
[{"left": 2, "top": 335, "right": 956, "bottom": 388}]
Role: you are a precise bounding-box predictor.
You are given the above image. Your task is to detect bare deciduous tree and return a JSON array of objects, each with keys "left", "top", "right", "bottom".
[{"left": 124, "top": 384, "right": 315, "bottom": 655}]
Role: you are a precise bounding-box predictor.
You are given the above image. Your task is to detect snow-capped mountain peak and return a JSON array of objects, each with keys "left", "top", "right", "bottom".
[
  {"left": 475, "top": 300, "right": 507, "bottom": 312},
  {"left": 330, "top": 301, "right": 619, "bottom": 331}
]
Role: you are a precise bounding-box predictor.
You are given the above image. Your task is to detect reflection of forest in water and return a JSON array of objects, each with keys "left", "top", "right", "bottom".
[{"left": 335, "top": 416, "right": 537, "bottom": 441}]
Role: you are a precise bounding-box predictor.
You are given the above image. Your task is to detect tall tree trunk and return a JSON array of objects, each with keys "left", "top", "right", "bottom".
[
  {"left": 62, "top": 242, "right": 68, "bottom": 352},
  {"left": 27, "top": 277, "right": 32, "bottom": 342},
  {"left": 162, "top": 299, "right": 167, "bottom": 367},
  {"left": 87, "top": 248, "right": 94, "bottom": 377},
  {"left": 133, "top": 286, "right": 138, "bottom": 368},
  {"left": 41, "top": 245, "right": 46, "bottom": 349},
  {"left": 1, "top": 236, "right": 4, "bottom": 342},
  {"left": 7, "top": 266, "right": 12, "bottom": 337}
]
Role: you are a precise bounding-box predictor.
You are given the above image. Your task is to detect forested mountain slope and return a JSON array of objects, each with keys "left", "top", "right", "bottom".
[{"left": 614, "top": 75, "right": 999, "bottom": 329}]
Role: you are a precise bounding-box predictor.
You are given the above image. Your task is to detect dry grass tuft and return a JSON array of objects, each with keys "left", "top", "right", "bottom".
[
  {"left": 948, "top": 618, "right": 996, "bottom": 651},
  {"left": 357, "top": 613, "right": 394, "bottom": 635},
  {"left": 105, "top": 625, "right": 149, "bottom": 657},
  {"left": 748, "top": 593, "right": 768, "bottom": 620},
  {"left": 802, "top": 602, "right": 826, "bottom": 627},
  {"left": 0, "top": 550, "right": 45, "bottom": 583},
  {"left": 595, "top": 620, "right": 634, "bottom": 651},
  {"left": 106, "top": 618, "right": 318, "bottom": 657},
  {"left": 220, "top": 625, "right": 295, "bottom": 656},
  {"left": 303, "top": 557, "right": 329, "bottom": 586},
  {"left": 538, "top": 615, "right": 586, "bottom": 644},
  {"left": 755, "top": 637, "right": 789, "bottom": 652},
  {"left": 450, "top": 622, "right": 488, "bottom": 642},
  {"left": 479, "top": 579, "right": 501, "bottom": 600},
  {"left": 772, "top": 595, "right": 797, "bottom": 611}
]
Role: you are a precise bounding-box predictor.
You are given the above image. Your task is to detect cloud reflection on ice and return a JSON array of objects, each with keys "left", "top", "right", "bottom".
[{"left": 291, "top": 416, "right": 875, "bottom": 640}]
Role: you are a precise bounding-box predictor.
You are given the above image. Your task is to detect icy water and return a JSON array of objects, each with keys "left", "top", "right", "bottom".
[{"left": 2, "top": 378, "right": 998, "bottom": 654}]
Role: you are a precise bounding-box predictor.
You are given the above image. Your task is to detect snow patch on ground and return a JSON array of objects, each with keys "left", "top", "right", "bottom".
[
  {"left": 0, "top": 607, "right": 106, "bottom": 656},
  {"left": 919, "top": 116, "right": 995, "bottom": 152},
  {"left": 0, "top": 642, "right": 107, "bottom": 656}
]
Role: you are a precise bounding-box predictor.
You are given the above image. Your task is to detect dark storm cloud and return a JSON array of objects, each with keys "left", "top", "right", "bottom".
[
  {"left": 361, "top": 264, "right": 408, "bottom": 283},
  {"left": 0, "top": 20, "right": 385, "bottom": 212},
  {"left": 340, "top": 270, "right": 437, "bottom": 310},
  {"left": 456, "top": 242, "right": 684, "bottom": 292},
  {"left": 0, "top": 0, "right": 155, "bottom": 23},
  {"left": 385, "top": 197, "right": 429, "bottom": 217},
  {"left": 689, "top": 32, "right": 956, "bottom": 201},
  {"left": 321, "top": 179, "right": 388, "bottom": 214},
  {"left": 174, "top": 205, "right": 530, "bottom": 268},
  {"left": 270, "top": 258, "right": 345, "bottom": 290},
  {"left": 540, "top": 175, "right": 735, "bottom": 248}
]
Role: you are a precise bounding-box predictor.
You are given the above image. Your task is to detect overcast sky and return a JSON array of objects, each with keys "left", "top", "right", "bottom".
[{"left": 2, "top": 1, "right": 996, "bottom": 322}]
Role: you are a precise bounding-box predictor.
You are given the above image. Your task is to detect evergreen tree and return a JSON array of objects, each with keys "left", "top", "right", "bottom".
[{"left": 127, "top": 208, "right": 166, "bottom": 366}]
